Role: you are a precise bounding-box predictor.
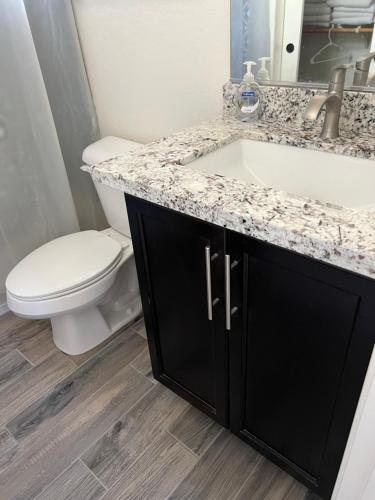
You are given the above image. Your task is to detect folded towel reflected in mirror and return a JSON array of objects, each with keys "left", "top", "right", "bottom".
[
  {"left": 327, "top": 0, "right": 374, "bottom": 7},
  {"left": 330, "top": 0, "right": 375, "bottom": 25},
  {"left": 304, "top": 0, "right": 332, "bottom": 26},
  {"left": 304, "top": 0, "right": 375, "bottom": 25}
]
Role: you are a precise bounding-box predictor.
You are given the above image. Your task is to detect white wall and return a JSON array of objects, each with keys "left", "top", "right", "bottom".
[
  {"left": 333, "top": 346, "right": 375, "bottom": 500},
  {"left": 73, "top": 0, "right": 230, "bottom": 144}
]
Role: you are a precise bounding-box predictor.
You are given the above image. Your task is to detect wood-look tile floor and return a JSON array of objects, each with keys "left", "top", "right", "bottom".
[{"left": 0, "top": 313, "right": 317, "bottom": 500}]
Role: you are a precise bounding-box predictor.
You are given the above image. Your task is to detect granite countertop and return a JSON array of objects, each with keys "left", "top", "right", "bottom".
[{"left": 83, "top": 118, "right": 375, "bottom": 280}]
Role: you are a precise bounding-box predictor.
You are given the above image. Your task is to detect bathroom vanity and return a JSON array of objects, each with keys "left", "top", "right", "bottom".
[
  {"left": 126, "top": 194, "right": 375, "bottom": 500},
  {"left": 83, "top": 87, "right": 375, "bottom": 499}
]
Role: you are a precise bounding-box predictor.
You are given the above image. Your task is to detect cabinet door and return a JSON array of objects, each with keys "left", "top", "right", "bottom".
[
  {"left": 126, "top": 196, "right": 227, "bottom": 425},
  {"left": 228, "top": 231, "right": 375, "bottom": 499}
]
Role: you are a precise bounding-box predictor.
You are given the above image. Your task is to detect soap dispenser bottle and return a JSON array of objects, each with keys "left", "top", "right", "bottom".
[
  {"left": 257, "top": 57, "right": 271, "bottom": 81},
  {"left": 237, "top": 61, "right": 262, "bottom": 123}
]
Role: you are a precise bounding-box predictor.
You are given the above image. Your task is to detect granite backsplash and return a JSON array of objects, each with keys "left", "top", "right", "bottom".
[{"left": 223, "top": 82, "right": 375, "bottom": 135}]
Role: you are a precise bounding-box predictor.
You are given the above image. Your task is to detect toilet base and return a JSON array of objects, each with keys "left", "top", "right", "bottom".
[
  {"left": 51, "top": 306, "right": 111, "bottom": 355},
  {"left": 51, "top": 295, "right": 143, "bottom": 356}
]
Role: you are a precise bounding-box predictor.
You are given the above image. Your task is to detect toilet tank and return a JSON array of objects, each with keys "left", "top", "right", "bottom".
[{"left": 82, "top": 137, "right": 143, "bottom": 237}]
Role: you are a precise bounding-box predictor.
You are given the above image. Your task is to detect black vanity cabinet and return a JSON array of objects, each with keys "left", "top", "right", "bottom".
[
  {"left": 227, "top": 230, "right": 375, "bottom": 498},
  {"left": 126, "top": 195, "right": 375, "bottom": 499},
  {"left": 126, "top": 195, "right": 228, "bottom": 425}
]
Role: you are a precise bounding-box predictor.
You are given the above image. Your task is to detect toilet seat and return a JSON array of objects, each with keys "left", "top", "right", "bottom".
[
  {"left": 8, "top": 252, "right": 122, "bottom": 302},
  {"left": 6, "top": 230, "right": 124, "bottom": 301},
  {"left": 6, "top": 238, "right": 135, "bottom": 319}
]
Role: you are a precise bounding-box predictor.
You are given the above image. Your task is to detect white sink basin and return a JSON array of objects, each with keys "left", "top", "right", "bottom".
[{"left": 189, "top": 139, "right": 375, "bottom": 210}]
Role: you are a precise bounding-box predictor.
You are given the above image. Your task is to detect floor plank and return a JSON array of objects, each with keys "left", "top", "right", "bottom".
[
  {"left": 82, "top": 383, "right": 189, "bottom": 487},
  {"left": 0, "top": 314, "right": 50, "bottom": 356},
  {"left": 0, "top": 364, "right": 153, "bottom": 500},
  {"left": 234, "top": 458, "right": 307, "bottom": 500},
  {"left": 7, "top": 329, "right": 146, "bottom": 442},
  {"left": 168, "top": 405, "right": 222, "bottom": 456},
  {"left": 0, "top": 351, "right": 75, "bottom": 427},
  {"left": 130, "top": 347, "right": 154, "bottom": 382},
  {"left": 36, "top": 460, "right": 105, "bottom": 500},
  {"left": 132, "top": 318, "right": 147, "bottom": 339},
  {"left": 168, "top": 429, "right": 263, "bottom": 500},
  {"left": 0, "top": 350, "right": 32, "bottom": 390},
  {"left": 0, "top": 429, "right": 18, "bottom": 473},
  {"left": 285, "top": 482, "right": 311, "bottom": 500},
  {"left": 103, "top": 432, "right": 197, "bottom": 500},
  {"left": 17, "top": 323, "right": 57, "bottom": 365}
]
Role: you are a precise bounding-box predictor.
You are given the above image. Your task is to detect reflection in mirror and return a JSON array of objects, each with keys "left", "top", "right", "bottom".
[{"left": 231, "top": 0, "right": 375, "bottom": 89}]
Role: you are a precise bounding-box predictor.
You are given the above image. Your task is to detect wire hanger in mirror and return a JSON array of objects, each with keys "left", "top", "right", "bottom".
[{"left": 310, "top": 25, "right": 352, "bottom": 65}]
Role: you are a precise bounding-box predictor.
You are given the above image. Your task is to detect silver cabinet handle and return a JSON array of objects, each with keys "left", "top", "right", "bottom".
[
  {"left": 205, "top": 246, "right": 213, "bottom": 321},
  {"left": 225, "top": 254, "right": 231, "bottom": 330}
]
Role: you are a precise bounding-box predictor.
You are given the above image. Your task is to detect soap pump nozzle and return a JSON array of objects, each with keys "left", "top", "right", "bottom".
[
  {"left": 243, "top": 61, "right": 256, "bottom": 83},
  {"left": 257, "top": 57, "right": 271, "bottom": 81}
]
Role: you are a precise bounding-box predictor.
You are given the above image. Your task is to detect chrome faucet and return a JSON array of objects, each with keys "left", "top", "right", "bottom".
[
  {"left": 305, "top": 64, "right": 352, "bottom": 140},
  {"left": 353, "top": 52, "right": 375, "bottom": 87}
]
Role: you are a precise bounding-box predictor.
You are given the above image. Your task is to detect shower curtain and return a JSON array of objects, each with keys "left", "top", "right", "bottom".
[
  {"left": 23, "top": 0, "right": 107, "bottom": 232},
  {"left": 0, "top": 0, "right": 80, "bottom": 311}
]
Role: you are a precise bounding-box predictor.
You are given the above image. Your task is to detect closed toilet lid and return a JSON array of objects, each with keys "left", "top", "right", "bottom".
[{"left": 6, "top": 231, "right": 122, "bottom": 300}]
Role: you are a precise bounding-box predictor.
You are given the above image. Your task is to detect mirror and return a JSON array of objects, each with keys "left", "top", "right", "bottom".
[{"left": 231, "top": 0, "right": 375, "bottom": 90}]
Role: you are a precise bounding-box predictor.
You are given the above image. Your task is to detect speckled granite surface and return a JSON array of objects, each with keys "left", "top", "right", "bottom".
[
  {"left": 224, "top": 82, "right": 375, "bottom": 135},
  {"left": 83, "top": 97, "right": 375, "bottom": 279}
]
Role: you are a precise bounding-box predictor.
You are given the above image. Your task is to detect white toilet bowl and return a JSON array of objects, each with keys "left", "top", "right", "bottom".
[{"left": 6, "top": 137, "right": 143, "bottom": 355}]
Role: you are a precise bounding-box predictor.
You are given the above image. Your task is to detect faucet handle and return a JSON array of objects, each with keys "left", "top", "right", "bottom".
[
  {"left": 353, "top": 52, "right": 375, "bottom": 86},
  {"left": 356, "top": 52, "right": 375, "bottom": 72}
]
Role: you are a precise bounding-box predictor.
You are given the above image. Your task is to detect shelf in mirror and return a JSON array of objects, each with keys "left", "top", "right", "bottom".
[{"left": 303, "top": 26, "right": 374, "bottom": 34}]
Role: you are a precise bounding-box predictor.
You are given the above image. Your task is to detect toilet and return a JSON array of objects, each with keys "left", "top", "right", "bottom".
[{"left": 6, "top": 137, "right": 143, "bottom": 356}]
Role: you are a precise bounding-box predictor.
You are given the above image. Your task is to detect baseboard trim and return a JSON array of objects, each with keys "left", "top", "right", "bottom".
[{"left": 0, "top": 302, "right": 9, "bottom": 316}]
